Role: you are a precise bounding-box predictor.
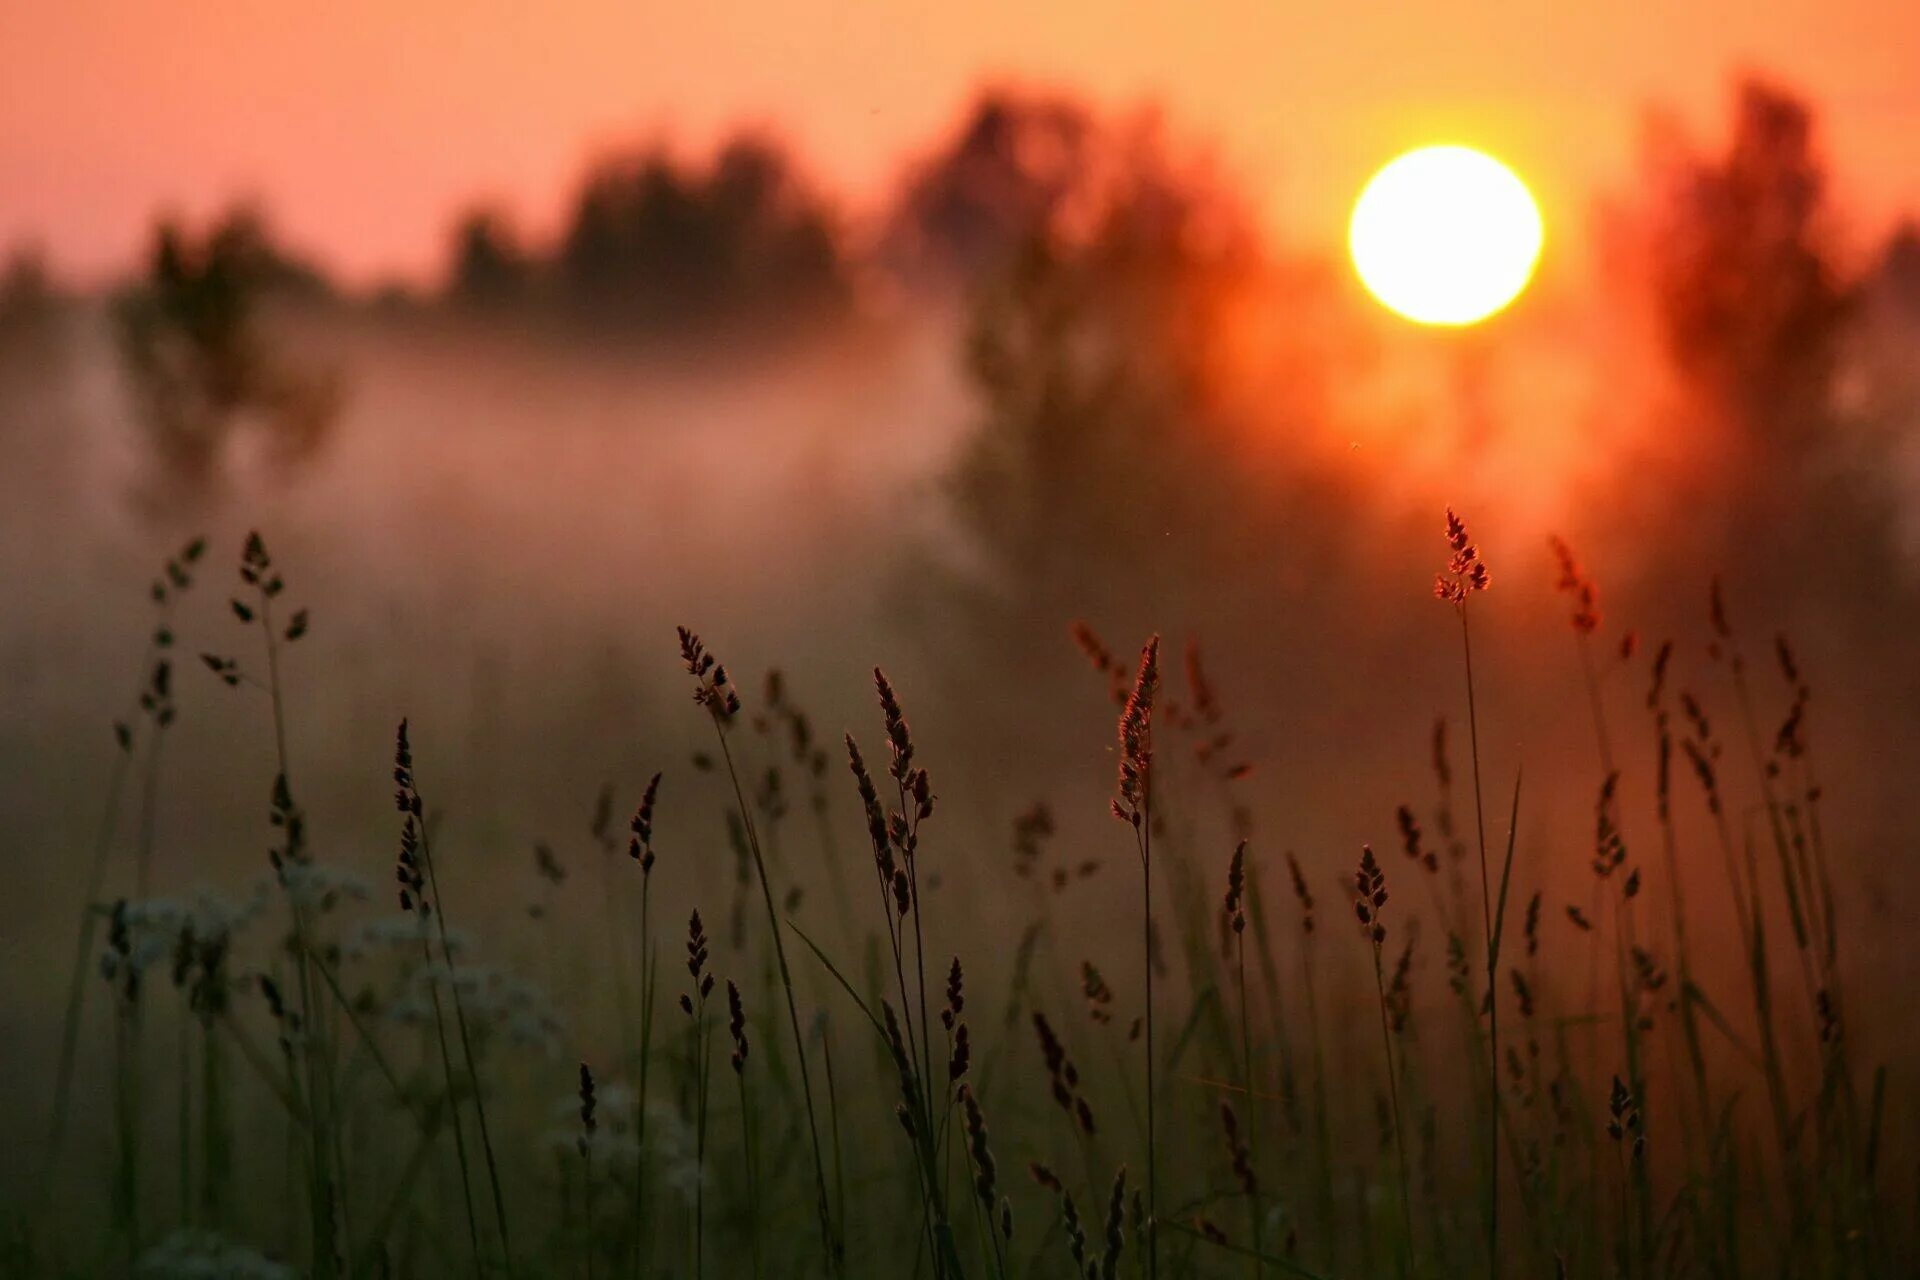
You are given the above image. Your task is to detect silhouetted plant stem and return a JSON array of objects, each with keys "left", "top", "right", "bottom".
[
  {"left": 1458, "top": 603, "right": 1499, "bottom": 1276},
  {"left": 1142, "top": 824, "right": 1157, "bottom": 1280},
  {"left": 419, "top": 929, "right": 482, "bottom": 1270},
  {"left": 823, "top": 1020, "right": 848, "bottom": 1262},
  {"left": 112, "top": 983, "right": 141, "bottom": 1265},
  {"left": 1234, "top": 929, "right": 1262, "bottom": 1277},
  {"left": 247, "top": 581, "right": 343, "bottom": 1275},
  {"left": 44, "top": 535, "right": 204, "bottom": 1212},
  {"left": 632, "top": 871, "right": 657, "bottom": 1279},
  {"left": 1110, "top": 637, "right": 1161, "bottom": 1280},
  {"left": 42, "top": 744, "right": 132, "bottom": 1205},
  {"left": 416, "top": 817, "right": 513, "bottom": 1266},
  {"left": 738, "top": 1066, "right": 762, "bottom": 1280},
  {"left": 707, "top": 721, "right": 840, "bottom": 1272},
  {"left": 1371, "top": 937, "right": 1414, "bottom": 1270},
  {"left": 688, "top": 980, "right": 712, "bottom": 1280}
]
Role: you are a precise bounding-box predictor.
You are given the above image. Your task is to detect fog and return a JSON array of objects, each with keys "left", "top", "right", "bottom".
[{"left": 3, "top": 80, "right": 1918, "bottom": 1241}]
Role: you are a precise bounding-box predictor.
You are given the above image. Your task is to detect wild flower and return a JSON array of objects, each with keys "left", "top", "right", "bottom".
[
  {"left": 578, "top": 1061, "right": 597, "bottom": 1156},
  {"left": 628, "top": 772, "right": 662, "bottom": 874},
  {"left": 1396, "top": 805, "right": 1438, "bottom": 873},
  {"left": 1111, "top": 638, "right": 1159, "bottom": 830},
  {"left": 727, "top": 979, "right": 749, "bottom": 1074},
  {"left": 1433, "top": 507, "right": 1491, "bottom": 604},
  {"left": 1070, "top": 621, "right": 1130, "bottom": 707},
  {"left": 339, "top": 915, "right": 470, "bottom": 963},
  {"left": 1223, "top": 841, "right": 1247, "bottom": 933},
  {"left": 1607, "top": 1076, "right": 1645, "bottom": 1161},
  {"left": 386, "top": 962, "right": 565, "bottom": 1057},
  {"left": 677, "top": 627, "right": 740, "bottom": 720},
  {"left": 1547, "top": 534, "right": 1601, "bottom": 633},
  {"left": 942, "top": 955, "right": 965, "bottom": 1030},
  {"left": 1353, "top": 845, "right": 1388, "bottom": 945},
  {"left": 1220, "top": 1102, "right": 1258, "bottom": 1196},
  {"left": 135, "top": 1229, "right": 296, "bottom": 1280},
  {"left": 270, "top": 862, "right": 370, "bottom": 915},
  {"left": 1286, "top": 852, "right": 1316, "bottom": 934},
  {"left": 957, "top": 1084, "right": 1005, "bottom": 1237}
]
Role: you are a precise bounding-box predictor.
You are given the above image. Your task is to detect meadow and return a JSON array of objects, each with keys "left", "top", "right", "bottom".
[
  {"left": 4, "top": 68, "right": 1918, "bottom": 1280},
  {"left": 7, "top": 504, "right": 1903, "bottom": 1280}
]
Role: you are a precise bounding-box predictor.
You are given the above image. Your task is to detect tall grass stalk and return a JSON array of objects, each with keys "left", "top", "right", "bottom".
[
  {"left": 1223, "top": 841, "right": 1262, "bottom": 1275},
  {"left": 626, "top": 775, "right": 661, "bottom": 1280},
  {"left": 1435, "top": 508, "right": 1497, "bottom": 1274},
  {"left": 210, "top": 532, "right": 348, "bottom": 1272},
  {"left": 1355, "top": 847, "right": 1414, "bottom": 1270},
  {"left": 677, "top": 628, "right": 839, "bottom": 1269},
  {"left": 578, "top": 1062, "right": 598, "bottom": 1280},
  {"left": 727, "top": 980, "right": 762, "bottom": 1280},
  {"left": 411, "top": 746, "right": 513, "bottom": 1265},
  {"left": 1112, "top": 637, "right": 1161, "bottom": 1280},
  {"left": 394, "top": 727, "right": 484, "bottom": 1272},
  {"left": 42, "top": 538, "right": 204, "bottom": 1216},
  {"left": 681, "top": 911, "right": 715, "bottom": 1280}
]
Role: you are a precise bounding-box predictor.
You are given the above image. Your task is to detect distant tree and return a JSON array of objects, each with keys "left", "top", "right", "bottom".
[
  {"left": 0, "top": 244, "right": 55, "bottom": 322},
  {"left": 1608, "top": 76, "right": 1920, "bottom": 615},
  {"left": 933, "top": 105, "right": 1327, "bottom": 625},
  {"left": 0, "top": 244, "right": 62, "bottom": 380},
  {"left": 554, "top": 134, "right": 848, "bottom": 328},
  {"left": 1880, "top": 221, "right": 1920, "bottom": 319},
  {"left": 447, "top": 207, "right": 533, "bottom": 307},
  {"left": 116, "top": 208, "right": 341, "bottom": 505},
  {"left": 1633, "top": 79, "right": 1853, "bottom": 466},
  {"left": 884, "top": 90, "right": 1103, "bottom": 285}
]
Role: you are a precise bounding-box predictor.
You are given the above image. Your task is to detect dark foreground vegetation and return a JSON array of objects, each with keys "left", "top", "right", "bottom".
[{"left": 9, "top": 509, "right": 1905, "bottom": 1280}]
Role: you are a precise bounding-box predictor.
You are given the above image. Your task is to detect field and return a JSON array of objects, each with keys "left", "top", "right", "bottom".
[
  {"left": 6, "top": 501, "right": 1907, "bottom": 1279},
  {"left": 4, "top": 61, "right": 1919, "bottom": 1280}
]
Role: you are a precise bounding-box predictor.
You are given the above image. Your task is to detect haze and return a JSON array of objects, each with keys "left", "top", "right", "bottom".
[{"left": 6, "top": 1, "right": 1920, "bottom": 284}]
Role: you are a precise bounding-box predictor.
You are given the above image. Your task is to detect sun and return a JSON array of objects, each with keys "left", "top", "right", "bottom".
[{"left": 1349, "top": 145, "right": 1543, "bottom": 326}]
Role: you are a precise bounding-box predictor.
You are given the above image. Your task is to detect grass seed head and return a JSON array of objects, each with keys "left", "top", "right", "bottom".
[
  {"left": 1223, "top": 841, "right": 1247, "bottom": 933},
  {"left": 1435, "top": 507, "right": 1491, "bottom": 603},
  {"left": 1112, "top": 636, "right": 1160, "bottom": 830},
  {"left": 1354, "top": 844, "right": 1388, "bottom": 944},
  {"left": 727, "top": 979, "right": 748, "bottom": 1073},
  {"left": 628, "top": 771, "right": 662, "bottom": 874}
]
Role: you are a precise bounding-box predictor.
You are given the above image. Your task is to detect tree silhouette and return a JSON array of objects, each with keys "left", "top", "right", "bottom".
[
  {"left": 1880, "top": 222, "right": 1920, "bottom": 320},
  {"left": 1612, "top": 76, "right": 1919, "bottom": 625},
  {"left": 115, "top": 209, "right": 340, "bottom": 506},
  {"left": 935, "top": 101, "right": 1298, "bottom": 622},
  {"left": 554, "top": 134, "right": 847, "bottom": 328},
  {"left": 448, "top": 208, "right": 533, "bottom": 308},
  {"left": 1637, "top": 79, "right": 1852, "bottom": 468},
  {"left": 885, "top": 90, "right": 1102, "bottom": 285}
]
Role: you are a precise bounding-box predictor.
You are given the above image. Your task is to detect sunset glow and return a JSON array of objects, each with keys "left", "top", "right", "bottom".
[
  {"left": 3, "top": 7, "right": 1919, "bottom": 1276},
  {"left": 1348, "top": 145, "right": 1543, "bottom": 326}
]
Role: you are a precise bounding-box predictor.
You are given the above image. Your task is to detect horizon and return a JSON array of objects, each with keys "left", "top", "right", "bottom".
[{"left": 5, "top": 1, "right": 1920, "bottom": 287}]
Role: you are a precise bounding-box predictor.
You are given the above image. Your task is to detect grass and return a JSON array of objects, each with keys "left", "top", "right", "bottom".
[{"left": 10, "top": 520, "right": 1912, "bottom": 1279}]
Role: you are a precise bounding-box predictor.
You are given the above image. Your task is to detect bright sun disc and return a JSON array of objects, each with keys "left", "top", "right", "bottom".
[{"left": 1349, "top": 145, "right": 1543, "bottom": 326}]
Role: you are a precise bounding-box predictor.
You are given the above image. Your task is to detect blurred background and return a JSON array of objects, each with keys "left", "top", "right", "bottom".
[{"left": 2, "top": 0, "right": 1918, "bottom": 1209}]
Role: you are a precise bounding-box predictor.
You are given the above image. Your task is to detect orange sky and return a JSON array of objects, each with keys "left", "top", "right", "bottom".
[{"left": 3, "top": 1, "right": 1917, "bottom": 287}]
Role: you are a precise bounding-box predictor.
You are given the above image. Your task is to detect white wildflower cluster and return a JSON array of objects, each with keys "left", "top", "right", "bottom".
[
  {"left": 100, "top": 887, "right": 269, "bottom": 985},
  {"left": 643, "top": 1101, "right": 705, "bottom": 1204},
  {"left": 135, "top": 1229, "right": 295, "bottom": 1279},
  {"left": 267, "top": 861, "right": 371, "bottom": 913},
  {"left": 386, "top": 961, "right": 565, "bottom": 1056},
  {"left": 339, "top": 914, "right": 472, "bottom": 963},
  {"left": 544, "top": 1077, "right": 646, "bottom": 1171},
  {"left": 549, "top": 1078, "right": 636, "bottom": 1127}
]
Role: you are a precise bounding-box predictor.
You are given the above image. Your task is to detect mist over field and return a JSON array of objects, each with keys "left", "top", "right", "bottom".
[{"left": 3, "top": 64, "right": 1918, "bottom": 1279}]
